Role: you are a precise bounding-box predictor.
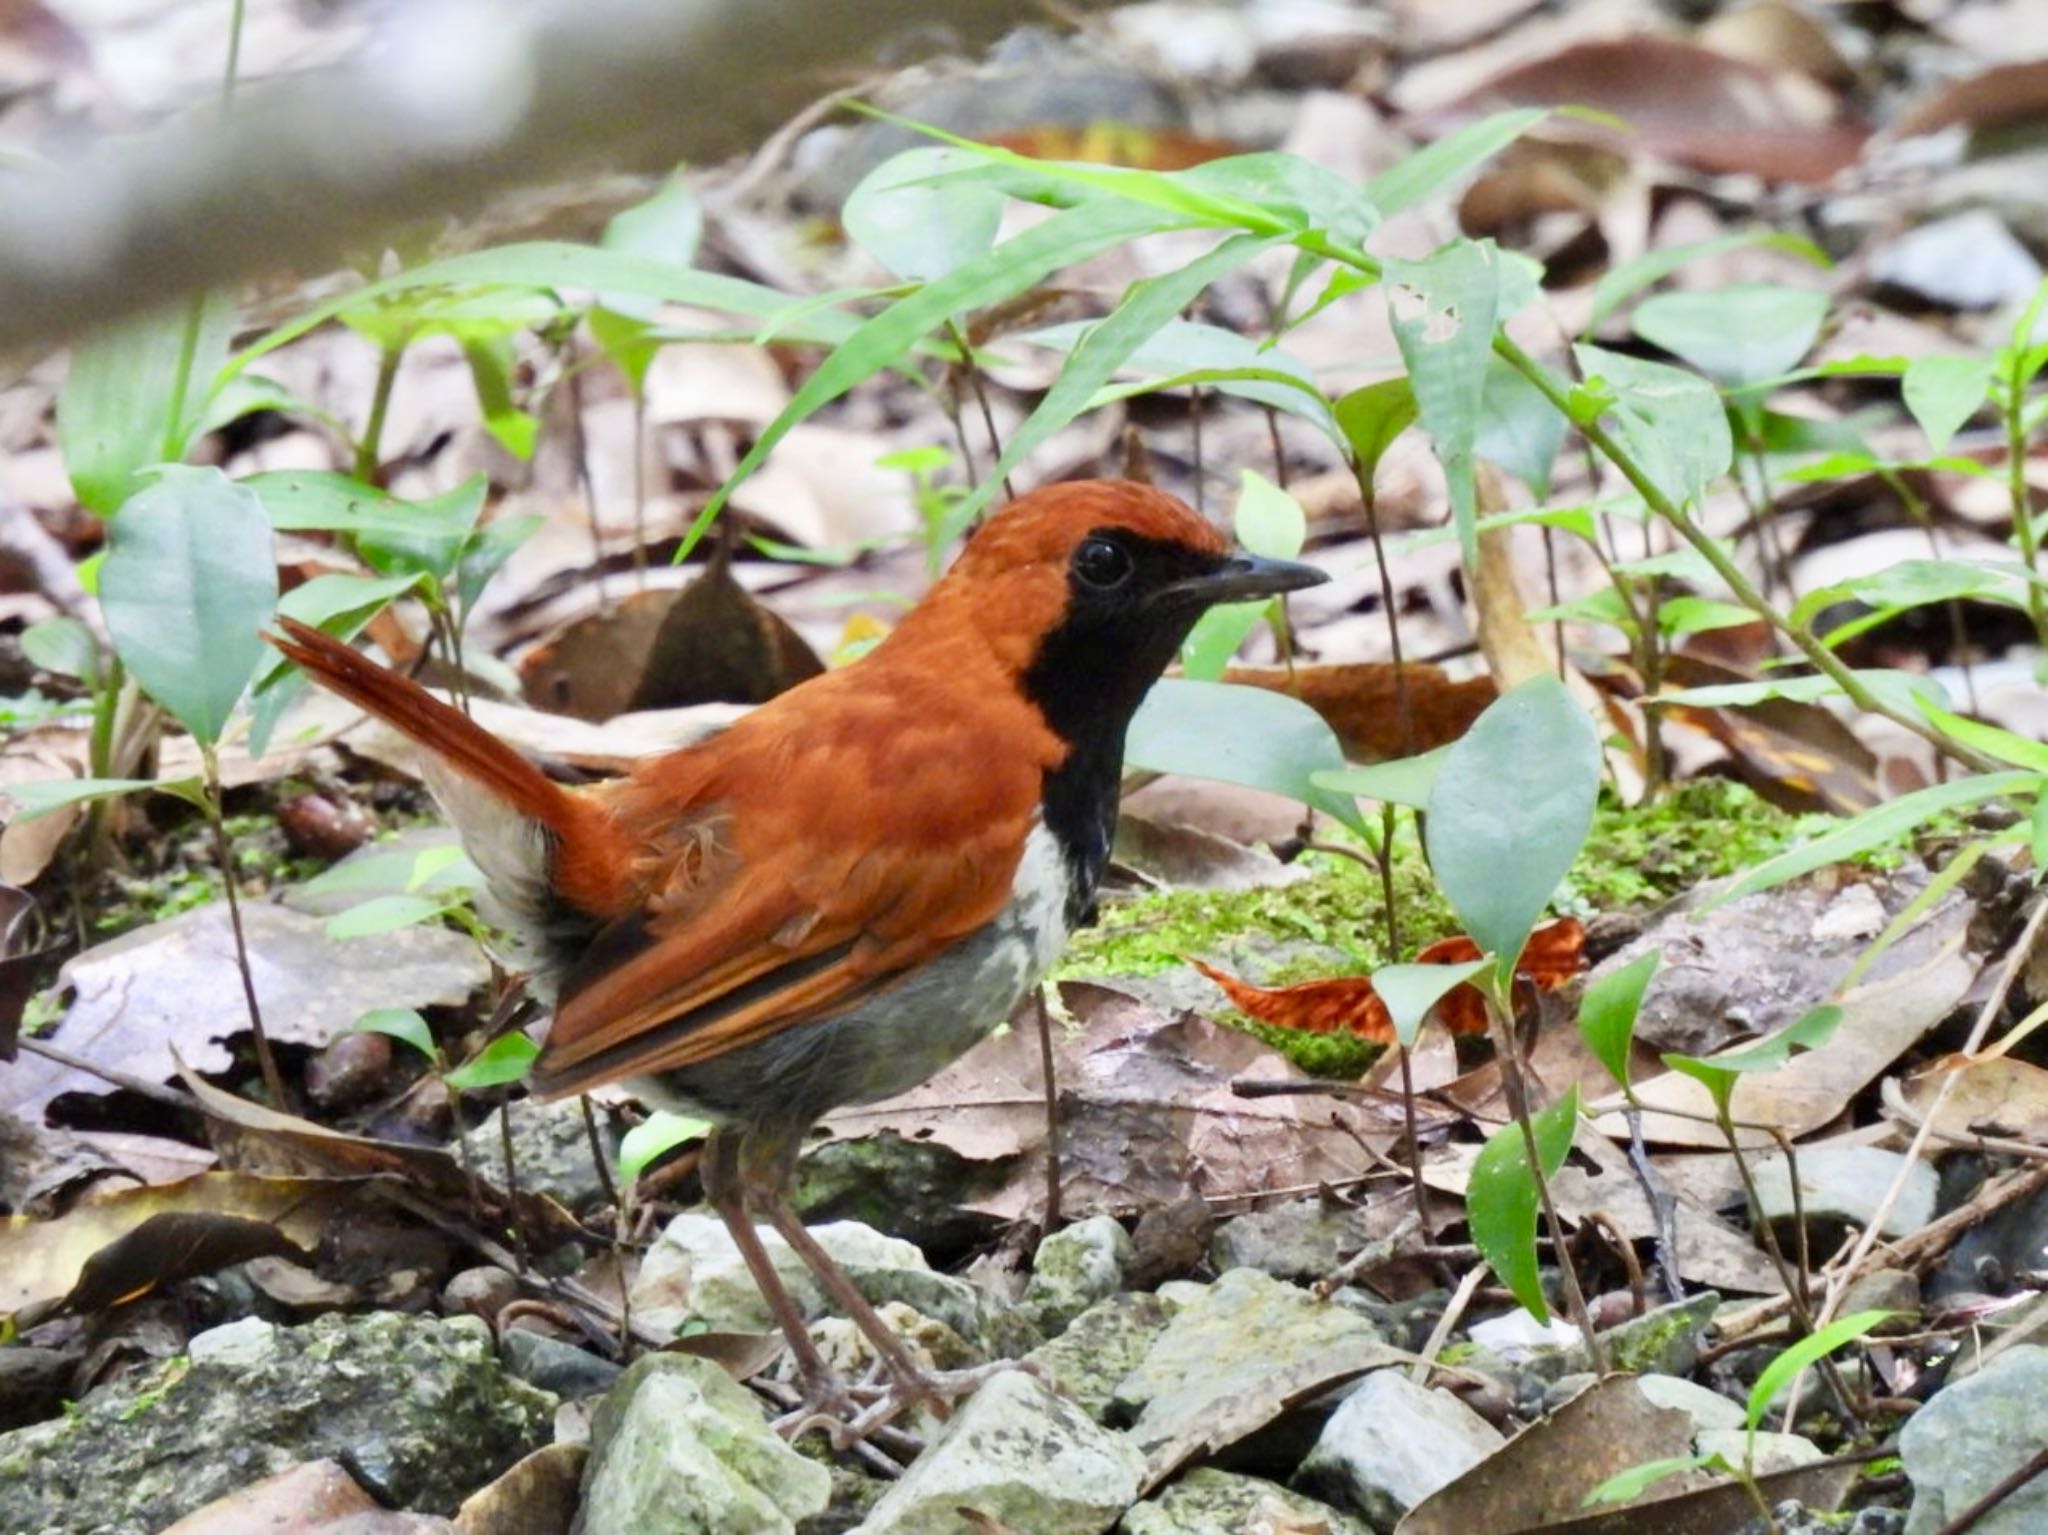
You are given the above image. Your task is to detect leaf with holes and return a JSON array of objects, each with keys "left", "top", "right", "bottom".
[{"left": 1387, "top": 240, "right": 1505, "bottom": 567}]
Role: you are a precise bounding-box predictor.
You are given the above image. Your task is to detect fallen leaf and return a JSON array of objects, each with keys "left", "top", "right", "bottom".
[
  {"left": 1111, "top": 812, "right": 1310, "bottom": 893},
  {"left": 1896, "top": 57, "right": 2048, "bottom": 141},
  {"left": 1190, "top": 917, "right": 1586, "bottom": 1044},
  {"left": 1895, "top": 1053, "right": 2048, "bottom": 1145},
  {"left": 452, "top": 1442, "right": 586, "bottom": 1535},
  {"left": 1223, "top": 661, "right": 1498, "bottom": 761},
  {"left": 158, "top": 1459, "right": 453, "bottom": 1535},
  {"left": 0, "top": 881, "right": 42, "bottom": 1062}
]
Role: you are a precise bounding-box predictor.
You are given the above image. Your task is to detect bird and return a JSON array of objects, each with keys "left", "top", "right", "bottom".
[{"left": 268, "top": 477, "right": 1325, "bottom": 1436}]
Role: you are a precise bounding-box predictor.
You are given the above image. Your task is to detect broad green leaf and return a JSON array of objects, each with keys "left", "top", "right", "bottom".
[
  {"left": 1387, "top": 240, "right": 1505, "bottom": 567},
  {"left": 1573, "top": 344, "right": 1734, "bottom": 509},
  {"left": 1916, "top": 699, "right": 2048, "bottom": 773},
  {"left": 1789, "top": 558, "right": 2032, "bottom": 630},
  {"left": 692, "top": 198, "right": 1195, "bottom": 550},
  {"left": 1902, "top": 354, "right": 1994, "bottom": 455},
  {"left": 457, "top": 513, "right": 544, "bottom": 614},
  {"left": 325, "top": 895, "right": 450, "bottom": 940},
  {"left": 352, "top": 1007, "right": 436, "bottom": 1061},
  {"left": 1179, "top": 153, "right": 1379, "bottom": 245},
  {"left": 945, "top": 231, "right": 1283, "bottom": 539},
  {"left": 597, "top": 176, "right": 704, "bottom": 323},
  {"left": 1586, "top": 231, "right": 1829, "bottom": 333},
  {"left": 297, "top": 845, "right": 483, "bottom": 901},
  {"left": 1366, "top": 109, "right": 1547, "bottom": 219},
  {"left": 1334, "top": 377, "right": 1418, "bottom": 482},
  {"left": 1527, "top": 586, "right": 1635, "bottom": 634},
  {"left": 1582, "top": 1455, "right": 1715, "bottom": 1507},
  {"left": 1632, "top": 285, "right": 1829, "bottom": 387},
  {"left": 1657, "top": 595, "right": 1760, "bottom": 638},
  {"left": 1181, "top": 470, "right": 1305, "bottom": 679},
  {"left": 1746, "top": 1311, "right": 1894, "bottom": 1434},
  {"left": 1653, "top": 670, "right": 1947, "bottom": 715},
  {"left": 248, "top": 571, "right": 427, "bottom": 756},
  {"left": 1426, "top": 676, "right": 1600, "bottom": 970},
  {"left": 1710, "top": 771, "right": 2036, "bottom": 906},
  {"left": 1578, "top": 951, "right": 1659, "bottom": 1090},
  {"left": 1468, "top": 1085, "right": 1579, "bottom": 1322},
  {"left": 843, "top": 146, "right": 1007, "bottom": 282},
  {"left": 1476, "top": 354, "right": 1567, "bottom": 499},
  {"left": 460, "top": 334, "right": 538, "bottom": 460},
  {"left": 618, "top": 1109, "right": 713, "bottom": 1190},
  {"left": 2, "top": 776, "right": 169, "bottom": 822},
  {"left": 1664, "top": 1004, "right": 1845, "bottom": 1115},
  {"left": 1313, "top": 745, "right": 1450, "bottom": 810},
  {"left": 101, "top": 467, "right": 278, "bottom": 747},
  {"left": 20, "top": 617, "right": 101, "bottom": 686},
  {"left": 59, "top": 293, "right": 235, "bottom": 514},
  {"left": 444, "top": 1030, "right": 541, "bottom": 1091},
  {"left": 246, "top": 472, "right": 490, "bottom": 585},
  {"left": 1180, "top": 601, "right": 1270, "bottom": 682},
  {"left": 1375, "top": 958, "right": 1490, "bottom": 1048},
  {"left": 1128, "top": 678, "right": 1366, "bottom": 836}
]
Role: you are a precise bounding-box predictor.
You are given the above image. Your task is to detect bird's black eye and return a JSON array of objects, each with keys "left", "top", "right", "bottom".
[{"left": 1073, "top": 536, "right": 1134, "bottom": 590}]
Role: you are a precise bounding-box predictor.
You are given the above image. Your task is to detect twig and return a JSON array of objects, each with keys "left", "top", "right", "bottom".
[
  {"left": 1935, "top": 1443, "right": 2048, "bottom": 1535},
  {"left": 1412, "top": 1260, "right": 1488, "bottom": 1384},
  {"left": 582, "top": 1094, "right": 620, "bottom": 1207},
  {"left": 201, "top": 744, "right": 286, "bottom": 1112},
  {"left": 1314, "top": 1209, "right": 1422, "bottom": 1299},
  {"left": 1034, "top": 985, "right": 1063, "bottom": 1232},
  {"left": 1620, "top": 1103, "right": 1685, "bottom": 1303}
]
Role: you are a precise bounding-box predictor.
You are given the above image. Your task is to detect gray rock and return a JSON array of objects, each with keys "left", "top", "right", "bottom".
[
  {"left": 1120, "top": 1467, "right": 1367, "bottom": 1534},
  {"left": 1697, "top": 1428, "right": 1822, "bottom": 1475},
  {"left": 474, "top": 1096, "right": 615, "bottom": 1213},
  {"left": 1838, "top": 1267, "right": 1923, "bottom": 1327},
  {"left": 1025, "top": 1217, "right": 1134, "bottom": 1330},
  {"left": 1903, "top": 1345, "right": 2048, "bottom": 1535},
  {"left": 1752, "top": 1148, "right": 1937, "bottom": 1241},
  {"left": 501, "top": 1329, "right": 624, "bottom": 1399},
  {"left": 0, "top": 1346, "right": 73, "bottom": 1432},
  {"left": 631, "top": 1213, "right": 992, "bottom": 1350},
  {"left": 575, "top": 1354, "right": 830, "bottom": 1535},
  {"left": 853, "top": 1370, "right": 1143, "bottom": 1535},
  {"left": 1294, "top": 1369, "right": 1503, "bottom": 1528},
  {"left": 1636, "top": 1373, "right": 1745, "bottom": 1434},
  {"left": 1589, "top": 1293, "right": 1721, "bottom": 1378},
  {"left": 1209, "top": 1198, "right": 1381, "bottom": 1282},
  {"left": 1871, "top": 210, "right": 2044, "bottom": 311},
  {"left": 1026, "top": 1292, "right": 1175, "bottom": 1422},
  {"left": 0, "top": 1312, "right": 554, "bottom": 1535},
  {"left": 794, "top": 1131, "right": 1002, "bottom": 1256}
]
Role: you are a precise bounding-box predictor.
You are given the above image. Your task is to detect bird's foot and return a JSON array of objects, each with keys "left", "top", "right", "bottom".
[{"left": 844, "top": 1357, "right": 1041, "bottom": 1439}]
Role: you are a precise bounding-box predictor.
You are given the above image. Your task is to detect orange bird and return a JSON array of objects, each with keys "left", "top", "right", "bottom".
[{"left": 269, "top": 479, "right": 1324, "bottom": 1431}]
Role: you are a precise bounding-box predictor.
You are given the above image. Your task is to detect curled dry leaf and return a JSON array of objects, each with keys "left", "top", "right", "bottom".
[{"left": 1190, "top": 916, "right": 1586, "bottom": 1045}]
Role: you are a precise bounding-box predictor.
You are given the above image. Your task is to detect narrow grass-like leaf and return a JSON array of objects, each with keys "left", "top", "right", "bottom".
[
  {"left": 1366, "top": 109, "right": 1547, "bottom": 218},
  {"left": 2, "top": 777, "right": 166, "bottom": 822},
  {"left": 324, "top": 895, "right": 449, "bottom": 940},
  {"left": 1582, "top": 1454, "right": 1715, "bottom": 1507},
  {"left": 1469, "top": 1085, "right": 1580, "bottom": 1322},
  {"left": 1746, "top": 1311, "right": 1894, "bottom": 1434},
  {"left": 1586, "top": 231, "right": 1828, "bottom": 333},
  {"left": 1916, "top": 699, "right": 2048, "bottom": 773}
]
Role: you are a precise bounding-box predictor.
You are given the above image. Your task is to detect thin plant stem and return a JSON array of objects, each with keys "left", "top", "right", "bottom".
[
  {"left": 582, "top": 1095, "right": 619, "bottom": 1208},
  {"left": 945, "top": 319, "right": 1010, "bottom": 500},
  {"left": 355, "top": 342, "right": 403, "bottom": 485},
  {"left": 564, "top": 349, "right": 611, "bottom": 616},
  {"left": 630, "top": 388, "right": 649, "bottom": 588},
  {"left": 200, "top": 743, "right": 286, "bottom": 1111},
  {"left": 1034, "top": 986, "right": 1063, "bottom": 1232},
  {"left": 498, "top": 1101, "right": 528, "bottom": 1274},
  {"left": 2004, "top": 339, "right": 2048, "bottom": 648}
]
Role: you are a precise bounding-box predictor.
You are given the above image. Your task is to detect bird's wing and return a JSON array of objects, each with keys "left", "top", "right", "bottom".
[{"left": 529, "top": 679, "right": 1060, "bottom": 1098}]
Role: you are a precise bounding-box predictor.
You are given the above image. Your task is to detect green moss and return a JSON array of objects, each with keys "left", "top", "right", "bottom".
[{"left": 1561, "top": 778, "right": 1813, "bottom": 914}]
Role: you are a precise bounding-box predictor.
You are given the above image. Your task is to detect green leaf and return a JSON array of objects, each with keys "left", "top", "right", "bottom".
[
  {"left": 2, "top": 776, "right": 168, "bottom": 822},
  {"left": 1709, "top": 771, "right": 2037, "bottom": 906},
  {"left": 59, "top": 294, "right": 235, "bottom": 514},
  {"left": 1578, "top": 951, "right": 1659, "bottom": 1090},
  {"left": 456, "top": 512, "right": 544, "bottom": 614},
  {"left": 352, "top": 1007, "right": 436, "bottom": 1061},
  {"left": 1312, "top": 746, "right": 1450, "bottom": 810},
  {"left": 692, "top": 198, "right": 1195, "bottom": 551},
  {"left": 1790, "top": 558, "right": 2035, "bottom": 629},
  {"left": 1468, "top": 1086, "right": 1579, "bottom": 1322},
  {"left": 842, "top": 146, "right": 1007, "bottom": 283},
  {"left": 1180, "top": 602, "right": 1269, "bottom": 682},
  {"left": 1334, "top": 377, "right": 1418, "bottom": 483},
  {"left": 944, "top": 231, "right": 1283, "bottom": 539},
  {"left": 2033, "top": 795, "right": 2048, "bottom": 873},
  {"left": 1902, "top": 354, "right": 1995, "bottom": 456},
  {"left": 1586, "top": 232, "right": 1829, "bottom": 333},
  {"left": 1652, "top": 670, "right": 1946, "bottom": 715},
  {"left": 1477, "top": 354, "right": 1567, "bottom": 499},
  {"left": 597, "top": 176, "right": 704, "bottom": 322},
  {"left": 1915, "top": 699, "right": 2048, "bottom": 774},
  {"left": 460, "top": 334, "right": 539, "bottom": 461},
  {"left": 1366, "top": 109, "right": 1547, "bottom": 218},
  {"left": 21, "top": 617, "right": 102, "bottom": 686},
  {"left": 617, "top": 1109, "right": 713, "bottom": 1191},
  {"left": 1426, "top": 676, "right": 1600, "bottom": 971},
  {"left": 100, "top": 466, "right": 278, "bottom": 747},
  {"left": 1664, "top": 1004, "right": 1845, "bottom": 1116},
  {"left": 1572, "top": 344, "right": 1733, "bottom": 509},
  {"left": 1375, "top": 958, "right": 1490, "bottom": 1048},
  {"left": 248, "top": 571, "right": 427, "bottom": 756},
  {"left": 1180, "top": 470, "right": 1305, "bottom": 679},
  {"left": 1746, "top": 1311, "right": 1895, "bottom": 1433},
  {"left": 444, "top": 1030, "right": 541, "bottom": 1091},
  {"left": 1657, "top": 595, "right": 1760, "bottom": 638},
  {"left": 296, "top": 845, "right": 483, "bottom": 902},
  {"left": 246, "top": 472, "right": 491, "bottom": 586},
  {"left": 1127, "top": 678, "right": 1366, "bottom": 836},
  {"left": 1632, "top": 285, "right": 1829, "bottom": 387},
  {"left": 1582, "top": 1454, "right": 1715, "bottom": 1507},
  {"left": 324, "top": 895, "right": 450, "bottom": 940},
  {"left": 1386, "top": 241, "right": 1505, "bottom": 567}
]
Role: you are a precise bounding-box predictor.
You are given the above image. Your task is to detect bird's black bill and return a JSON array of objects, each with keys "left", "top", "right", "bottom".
[{"left": 1161, "top": 551, "right": 1328, "bottom": 608}]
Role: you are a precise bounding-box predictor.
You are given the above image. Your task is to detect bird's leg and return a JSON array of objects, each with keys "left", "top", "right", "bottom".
[
  {"left": 699, "top": 1128, "right": 855, "bottom": 1432},
  {"left": 743, "top": 1137, "right": 1019, "bottom": 1428}
]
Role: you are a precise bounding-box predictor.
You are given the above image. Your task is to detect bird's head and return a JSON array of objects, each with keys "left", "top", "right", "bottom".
[{"left": 900, "top": 478, "right": 1327, "bottom": 733}]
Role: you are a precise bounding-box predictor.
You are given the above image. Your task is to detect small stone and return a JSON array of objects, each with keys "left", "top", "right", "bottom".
[
  {"left": 1593, "top": 1293, "right": 1721, "bottom": 1378},
  {"left": 186, "top": 1314, "right": 280, "bottom": 1369},
  {"left": 1902, "top": 1345, "right": 2048, "bottom": 1535},
  {"left": 475, "top": 1098, "right": 614, "bottom": 1214},
  {"left": 1154, "top": 1280, "right": 1209, "bottom": 1311},
  {"left": 1025, "top": 1292, "right": 1174, "bottom": 1422},
  {"left": 1839, "top": 1268, "right": 1922, "bottom": 1329},
  {"left": 1539, "top": 1372, "right": 1600, "bottom": 1414},
  {"left": 1635, "top": 1373, "right": 1745, "bottom": 1434},
  {"left": 1697, "top": 1428, "right": 1822, "bottom": 1475},
  {"left": 455, "top": 1442, "right": 586, "bottom": 1535},
  {"left": 444, "top": 1266, "right": 521, "bottom": 1324},
  {"left": 1208, "top": 1197, "right": 1380, "bottom": 1283},
  {"left": 855, "top": 1370, "right": 1144, "bottom": 1535},
  {"left": 574, "top": 1354, "right": 829, "bottom": 1535},
  {"left": 0, "top": 1346, "right": 75, "bottom": 1432},
  {"left": 1752, "top": 1148, "right": 1937, "bottom": 1241},
  {"left": 500, "top": 1330, "right": 623, "bottom": 1399},
  {"left": 1024, "top": 1216, "right": 1134, "bottom": 1330},
  {"left": 1121, "top": 1466, "right": 1368, "bottom": 1534},
  {"left": 1294, "top": 1369, "right": 1503, "bottom": 1528},
  {"left": 306, "top": 1029, "right": 394, "bottom": 1109},
  {"left": 1871, "top": 210, "right": 2044, "bottom": 311},
  {"left": 278, "top": 789, "right": 377, "bottom": 861}
]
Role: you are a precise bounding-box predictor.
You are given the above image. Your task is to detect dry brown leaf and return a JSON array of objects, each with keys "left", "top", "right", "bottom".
[
  {"left": 1221, "top": 661, "right": 1498, "bottom": 761},
  {"left": 1896, "top": 1053, "right": 2048, "bottom": 1145},
  {"left": 1111, "top": 812, "right": 1309, "bottom": 893},
  {"left": 1896, "top": 58, "right": 2048, "bottom": 141},
  {"left": 159, "top": 1459, "right": 452, "bottom": 1535},
  {"left": 452, "top": 1442, "right": 587, "bottom": 1535}
]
